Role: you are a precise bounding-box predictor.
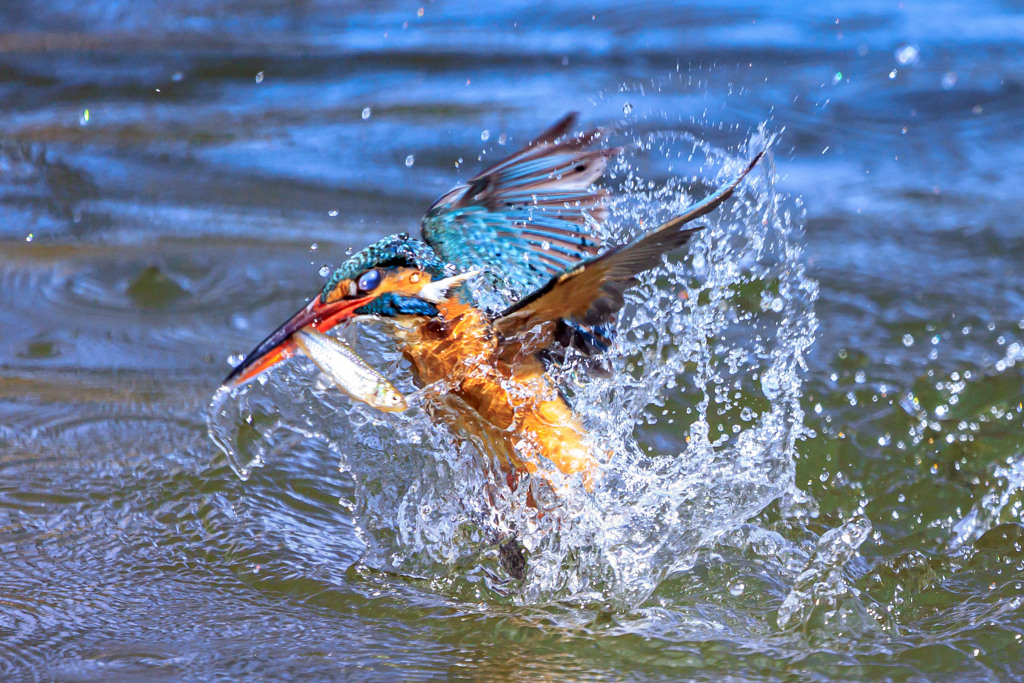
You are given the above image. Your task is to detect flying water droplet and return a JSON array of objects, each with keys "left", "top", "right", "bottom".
[
  {"left": 480, "top": 130, "right": 490, "bottom": 141},
  {"left": 319, "top": 265, "right": 331, "bottom": 277},
  {"left": 895, "top": 44, "right": 920, "bottom": 66},
  {"left": 405, "top": 155, "right": 415, "bottom": 167},
  {"left": 361, "top": 107, "right": 372, "bottom": 120},
  {"left": 255, "top": 71, "right": 264, "bottom": 84},
  {"left": 623, "top": 102, "right": 633, "bottom": 115}
]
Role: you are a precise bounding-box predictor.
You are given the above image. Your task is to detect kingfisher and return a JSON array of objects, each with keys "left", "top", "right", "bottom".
[{"left": 223, "top": 113, "right": 762, "bottom": 497}]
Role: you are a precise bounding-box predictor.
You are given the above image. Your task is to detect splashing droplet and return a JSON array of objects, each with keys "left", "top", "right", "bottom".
[
  {"left": 623, "top": 102, "right": 633, "bottom": 115},
  {"left": 361, "top": 107, "right": 372, "bottom": 120},
  {"left": 895, "top": 44, "right": 920, "bottom": 66},
  {"left": 481, "top": 130, "right": 490, "bottom": 141},
  {"left": 255, "top": 71, "right": 264, "bottom": 84},
  {"left": 405, "top": 154, "right": 415, "bottom": 167}
]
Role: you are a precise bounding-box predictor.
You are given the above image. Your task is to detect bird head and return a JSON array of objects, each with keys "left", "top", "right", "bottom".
[{"left": 224, "top": 233, "right": 476, "bottom": 387}]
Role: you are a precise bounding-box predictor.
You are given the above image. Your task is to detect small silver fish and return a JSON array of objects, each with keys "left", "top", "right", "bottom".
[{"left": 293, "top": 327, "right": 408, "bottom": 412}]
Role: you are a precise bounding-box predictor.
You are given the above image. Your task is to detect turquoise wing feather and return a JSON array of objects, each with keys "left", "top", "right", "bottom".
[
  {"left": 421, "top": 113, "right": 617, "bottom": 301},
  {"left": 492, "top": 149, "right": 767, "bottom": 357}
]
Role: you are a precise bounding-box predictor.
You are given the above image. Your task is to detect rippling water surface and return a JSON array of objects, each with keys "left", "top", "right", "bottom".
[{"left": 2, "top": 1, "right": 1023, "bottom": 680}]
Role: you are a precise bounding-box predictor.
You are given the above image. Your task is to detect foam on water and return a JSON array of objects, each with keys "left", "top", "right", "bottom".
[{"left": 207, "top": 121, "right": 827, "bottom": 611}]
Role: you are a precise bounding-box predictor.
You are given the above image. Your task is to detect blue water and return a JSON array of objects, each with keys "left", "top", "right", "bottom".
[{"left": 2, "top": 1, "right": 1024, "bottom": 680}]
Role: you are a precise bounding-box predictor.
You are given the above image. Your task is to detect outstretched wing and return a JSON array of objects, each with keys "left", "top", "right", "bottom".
[
  {"left": 421, "top": 113, "right": 617, "bottom": 302},
  {"left": 494, "top": 150, "right": 766, "bottom": 359}
]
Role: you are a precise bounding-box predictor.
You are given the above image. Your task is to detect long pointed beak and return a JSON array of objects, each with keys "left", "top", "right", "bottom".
[{"left": 223, "top": 294, "right": 372, "bottom": 388}]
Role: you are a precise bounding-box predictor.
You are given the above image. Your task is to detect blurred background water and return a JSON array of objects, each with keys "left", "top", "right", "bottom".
[{"left": 1, "top": 1, "right": 1023, "bottom": 680}]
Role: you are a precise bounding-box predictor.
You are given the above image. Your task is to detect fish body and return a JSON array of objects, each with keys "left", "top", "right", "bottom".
[{"left": 294, "top": 327, "right": 407, "bottom": 412}]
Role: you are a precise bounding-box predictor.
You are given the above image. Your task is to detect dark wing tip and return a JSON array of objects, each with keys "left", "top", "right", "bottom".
[
  {"left": 745, "top": 147, "right": 767, "bottom": 176},
  {"left": 530, "top": 112, "right": 579, "bottom": 146}
]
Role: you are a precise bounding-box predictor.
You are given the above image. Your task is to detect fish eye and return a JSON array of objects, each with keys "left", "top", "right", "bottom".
[{"left": 357, "top": 269, "right": 382, "bottom": 293}]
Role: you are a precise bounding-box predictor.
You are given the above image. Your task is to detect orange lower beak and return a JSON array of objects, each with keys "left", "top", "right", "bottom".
[{"left": 223, "top": 295, "right": 372, "bottom": 388}]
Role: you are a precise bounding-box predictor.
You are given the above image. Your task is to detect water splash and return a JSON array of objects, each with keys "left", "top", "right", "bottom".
[
  {"left": 776, "top": 516, "right": 882, "bottom": 637},
  {"left": 206, "top": 121, "right": 820, "bottom": 609}
]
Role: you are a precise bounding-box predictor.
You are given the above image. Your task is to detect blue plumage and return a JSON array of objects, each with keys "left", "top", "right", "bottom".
[
  {"left": 421, "top": 112, "right": 615, "bottom": 299},
  {"left": 355, "top": 292, "right": 439, "bottom": 318},
  {"left": 320, "top": 234, "right": 445, "bottom": 303}
]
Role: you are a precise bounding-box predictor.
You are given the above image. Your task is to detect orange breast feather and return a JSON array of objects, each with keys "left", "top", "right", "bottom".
[{"left": 399, "top": 305, "right": 599, "bottom": 491}]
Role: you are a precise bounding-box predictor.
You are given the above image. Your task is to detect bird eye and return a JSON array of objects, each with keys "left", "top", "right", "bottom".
[{"left": 357, "top": 269, "right": 382, "bottom": 292}]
